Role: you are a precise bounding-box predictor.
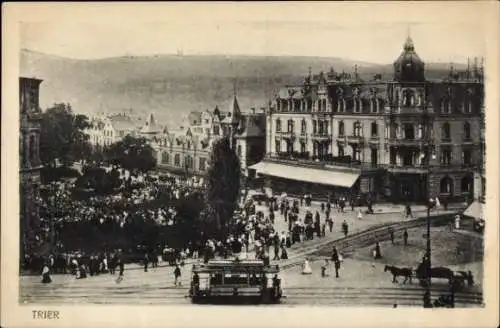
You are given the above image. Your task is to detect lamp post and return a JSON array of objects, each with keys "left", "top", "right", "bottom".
[{"left": 424, "top": 151, "right": 437, "bottom": 308}]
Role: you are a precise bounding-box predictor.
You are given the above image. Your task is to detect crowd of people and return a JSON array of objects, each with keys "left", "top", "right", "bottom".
[
  {"left": 25, "top": 166, "right": 208, "bottom": 275},
  {"left": 28, "top": 164, "right": 367, "bottom": 285}
]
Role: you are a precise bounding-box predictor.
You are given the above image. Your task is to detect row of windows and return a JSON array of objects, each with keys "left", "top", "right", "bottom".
[
  {"left": 276, "top": 98, "right": 384, "bottom": 114},
  {"left": 275, "top": 139, "right": 475, "bottom": 166},
  {"left": 440, "top": 176, "right": 473, "bottom": 195},
  {"left": 161, "top": 152, "right": 208, "bottom": 171},
  {"left": 276, "top": 119, "right": 473, "bottom": 141}
]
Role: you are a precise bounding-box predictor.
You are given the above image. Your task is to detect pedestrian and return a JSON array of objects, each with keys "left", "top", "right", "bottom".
[
  {"left": 357, "top": 208, "right": 363, "bottom": 220},
  {"left": 273, "top": 243, "right": 280, "bottom": 261},
  {"left": 334, "top": 257, "right": 341, "bottom": 278},
  {"left": 321, "top": 203, "right": 325, "bottom": 212},
  {"left": 351, "top": 197, "right": 355, "bottom": 211},
  {"left": 331, "top": 246, "right": 339, "bottom": 262},
  {"left": 374, "top": 241, "right": 382, "bottom": 259},
  {"left": 302, "top": 258, "right": 312, "bottom": 275},
  {"left": 342, "top": 220, "right": 348, "bottom": 237},
  {"left": 321, "top": 259, "right": 330, "bottom": 277},
  {"left": 144, "top": 252, "right": 149, "bottom": 272},
  {"left": 321, "top": 223, "right": 326, "bottom": 237},
  {"left": 41, "top": 262, "right": 52, "bottom": 284},
  {"left": 389, "top": 227, "right": 394, "bottom": 245},
  {"left": 403, "top": 229, "right": 408, "bottom": 246},
  {"left": 328, "top": 217, "right": 333, "bottom": 233},
  {"left": 405, "top": 204, "right": 412, "bottom": 219},
  {"left": 174, "top": 264, "right": 182, "bottom": 286},
  {"left": 280, "top": 245, "right": 288, "bottom": 260}
]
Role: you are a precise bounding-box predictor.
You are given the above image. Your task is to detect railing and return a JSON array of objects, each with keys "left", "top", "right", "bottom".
[
  {"left": 346, "top": 135, "right": 364, "bottom": 143},
  {"left": 387, "top": 107, "right": 434, "bottom": 115},
  {"left": 311, "top": 133, "right": 331, "bottom": 140},
  {"left": 265, "top": 154, "right": 382, "bottom": 171},
  {"left": 386, "top": 138, "right": 426, "bottom": 147},
  {"left": 275, "top": 131, "right": 295, "bottom": 138},
  {"left": 265, "top": 154, "right": 478, "bottom": 172}
]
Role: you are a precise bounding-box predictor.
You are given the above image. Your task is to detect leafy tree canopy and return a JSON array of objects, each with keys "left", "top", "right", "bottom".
[
  {"left": 205, "top": 137, "right": 241, "bottom": 239},
  {"left": 39, "top": 103, "right": 91, "bottom": 167},
  {"left": 105, "top": 135, "right": 156, "bottom": 173}
]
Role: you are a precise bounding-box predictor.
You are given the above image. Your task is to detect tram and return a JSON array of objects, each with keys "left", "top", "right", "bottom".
[{"left": 188, "top": 259, "right": 283, "bottom": 304}]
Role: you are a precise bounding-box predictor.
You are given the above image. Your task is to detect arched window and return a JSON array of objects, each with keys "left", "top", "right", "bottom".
[
  {"left": 461, "top": 175, "right": 473, "bottom": 193},
  {"left": 442, "top": 122, "right": 451, "bottom": 140},
  {"left": 440, "top": 176, "right": 453, "bottom": 195},
  {"left": 318, "top": 99, "right": 322, "bottom": 112},
  {"left": 463, "top": 122, "right": 471, "bottom": 140},
  {"left": 371, "top": 122, "right": 378, "bottom": 137},
  {"left": 338, "top": 121, "right": 345, "bottom": 136},
  {"left": 277, "top": 99, "right": 281, "bottom": 111},
  {"left": 322, "top": 99, "right": 327, "bottom": 112},
  {"left": 287, "top": 119, "right": 294, "bottom": 133},
  {"left": 161, "top": 152, "right": 170, "bottom": 164},
  {"left": 174, "top": 154, "right": 181, "bottom": 167}
]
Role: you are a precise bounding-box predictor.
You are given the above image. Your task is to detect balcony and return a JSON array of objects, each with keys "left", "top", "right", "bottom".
[
  {"left": 388, "top": 107, "right": 433, "bottom": 116},
  {"left": 275, "top": 131, "right": 295, "bottom": 139},
  {"left": 266, "top": 153, "right": 384, "bottom": 172},
  {"left": 387, "top": 164, "right": 429, "bottom": 174},
  {"left": 441, "top": 136, "right": 452, "bottom": 144},
  {"left": 347, "top": 135, "right": 364, "bottom": 144},
  {"left": 368, "top": 135, "right": 380, "bottom": 144},
  {"left": 386, "top": 137, "right": 427, "bottom": 147},
  {"left": 311, "top": 133, "right": 331, "bottom": 141}
]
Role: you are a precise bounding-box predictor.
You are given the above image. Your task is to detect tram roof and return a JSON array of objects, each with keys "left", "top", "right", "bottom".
[{"left": 192, "top": 260, "right": 280, "bottom": 273}]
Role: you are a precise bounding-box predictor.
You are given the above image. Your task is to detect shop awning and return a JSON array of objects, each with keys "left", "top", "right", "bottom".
[
  {"left": 463, "top": 201, "right": 484, "bottom": 220},
  {"left": 248, "top": 161, "right": 360, "bottom": 188}
]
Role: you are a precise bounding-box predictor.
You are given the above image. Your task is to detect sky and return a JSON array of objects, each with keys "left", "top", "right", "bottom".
[{"left": 18, "top": 3, "right": 488, "bottom": 64}]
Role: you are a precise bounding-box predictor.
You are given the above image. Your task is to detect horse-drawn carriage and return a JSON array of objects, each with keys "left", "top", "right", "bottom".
[{"left": 384, "top": 264, "right": 474, "bottom": 290}]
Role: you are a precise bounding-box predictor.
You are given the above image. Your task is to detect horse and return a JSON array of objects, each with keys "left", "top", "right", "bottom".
[{"left": 384, "top": 265, "right": 413, "bottom": 284}]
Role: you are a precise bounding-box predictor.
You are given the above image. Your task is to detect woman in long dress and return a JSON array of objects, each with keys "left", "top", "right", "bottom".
[{"left": 302, "top": 258, "right": 312, "bottom": 275}]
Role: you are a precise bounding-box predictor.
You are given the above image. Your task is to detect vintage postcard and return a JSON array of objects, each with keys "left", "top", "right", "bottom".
[{"left": 2, "top": 2, "right": 499, "bottom": 328}]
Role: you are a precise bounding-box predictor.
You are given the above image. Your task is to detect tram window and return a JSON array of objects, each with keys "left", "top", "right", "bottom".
[
  {"left": 249, "top": 273, "right": 262, "bottom": 285},
  {"left": 210, "top": 273, "right": 223, "bottom": 285},
  {"left": 224, "top": 273, "right": 248, "bottom": 285}
]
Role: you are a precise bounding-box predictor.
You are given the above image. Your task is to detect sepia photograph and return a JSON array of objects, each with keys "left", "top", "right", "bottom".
[{"left": 2, "top": 2, "right": 499, "bottom": 328}]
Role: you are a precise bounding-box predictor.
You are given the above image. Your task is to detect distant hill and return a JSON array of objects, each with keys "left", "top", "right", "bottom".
[{"left": 20, "top": 49, "right": 464, "bottom": 127}]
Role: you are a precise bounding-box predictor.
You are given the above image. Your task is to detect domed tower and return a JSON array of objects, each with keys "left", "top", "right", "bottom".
[{"left": 393, "top": 36, "right": 425, "bottom": 82}]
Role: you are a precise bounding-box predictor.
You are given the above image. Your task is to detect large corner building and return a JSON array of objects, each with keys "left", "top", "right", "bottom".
[
  {"left": 251, "top": 37, "right": 485, "bottom": 204},
  {"left": 20, "top": 77, "right": 44, "bottom": 257}
]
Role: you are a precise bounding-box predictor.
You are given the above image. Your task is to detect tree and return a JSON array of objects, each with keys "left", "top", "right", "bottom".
[
  {"left": 105, "top": 135, "right": 156, "bottom": 173},
  {"left": 205, "top": 137, "right": 241, "bottom": 239},
  {"left": 39, "top": 103, "right": 91, "bottom": 167}
]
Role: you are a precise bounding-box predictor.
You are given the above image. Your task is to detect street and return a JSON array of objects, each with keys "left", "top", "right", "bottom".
[
  {"left": 20, "top": 255, "right": 483, "bottom": 307},
  {"left": 20, "top": 198, "right": 480, "bottom": 307}
]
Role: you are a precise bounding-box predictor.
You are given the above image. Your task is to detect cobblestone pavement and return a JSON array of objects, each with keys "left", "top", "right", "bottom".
[{"left": 20, "top": 256, "right": 482, "bottom": 307}]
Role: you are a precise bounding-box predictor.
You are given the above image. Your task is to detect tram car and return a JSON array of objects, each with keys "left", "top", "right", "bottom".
[{"left": 188, "top": 259, "right": 283, "bottom": 304}]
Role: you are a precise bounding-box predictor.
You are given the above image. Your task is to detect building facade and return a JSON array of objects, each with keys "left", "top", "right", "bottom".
[
  {"left": 254, "top": 37, "right": 484, "bottom": 203},
  {"left": 86, "top": 113, "right": 144, "bottom": 147},
  {"left": 154, "top": 95, "right": 266, "bottom": 176},
  {"left": 20, "top": 77, "right": 44, "bottom": 257}
]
